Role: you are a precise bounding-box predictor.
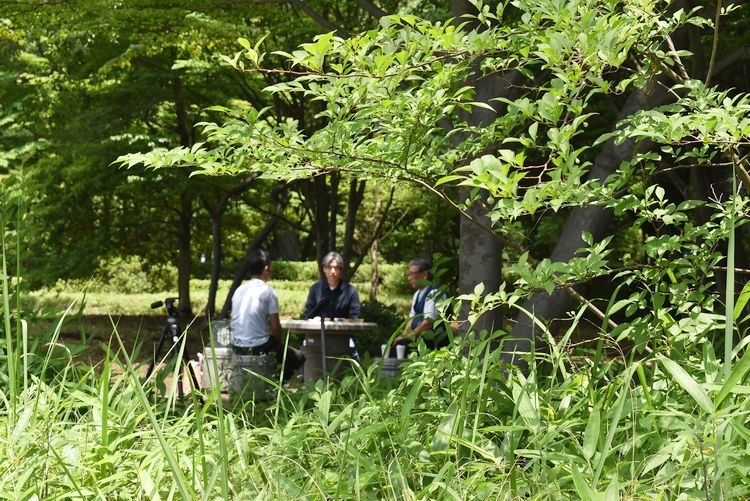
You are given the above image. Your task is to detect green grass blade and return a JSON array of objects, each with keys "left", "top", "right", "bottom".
[
  {"left": 1, "top": 213, "right": 17, "bottom": 418},
  {"left": 111, "top": 321, "right": 195, "bottom": 500},
  {"left": 715, "top": 347, "right": 750, "bottom": 407},
  {"left": 593, "top": 362, "right": 636, "bottom": 486},
  {"left": 571, "top": 465, "right": 596, "bottom": 501},
  {"left": 660, "top": 356, "right": 714, "bottom": 414},
  {"left": 582, "top": 402, "right": 600, "bottom": 461}
]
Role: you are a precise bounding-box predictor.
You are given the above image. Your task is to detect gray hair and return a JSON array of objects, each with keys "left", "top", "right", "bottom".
[{"left": 322, "top": 251, "right": 344, "bottom": 269}]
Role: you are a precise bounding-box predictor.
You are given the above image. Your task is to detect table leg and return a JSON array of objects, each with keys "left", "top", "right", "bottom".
[{"left": 303, "top": 335, "right": 352, "bottom": 383}]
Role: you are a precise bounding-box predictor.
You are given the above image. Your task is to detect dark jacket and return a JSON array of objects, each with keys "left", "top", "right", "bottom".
[{"left": 304, "top": 280, "right": 361, "bottom": 319}]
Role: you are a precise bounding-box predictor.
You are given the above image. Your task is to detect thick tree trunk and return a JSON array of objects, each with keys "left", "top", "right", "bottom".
[
  {"left": 452, "top": 72, "right": 515, "bottom": 336},
  {"left": 448, "top": 1, "right": 513, "bottom": 337},
  {"left": 459, "top": 191, "right": 503, "bottom": 335},
  {"left": 174, "top": 77, "right": 194, "bottom": 316},
  {"left": 504, "top": 77, "right": 673, "bottom": 367}
]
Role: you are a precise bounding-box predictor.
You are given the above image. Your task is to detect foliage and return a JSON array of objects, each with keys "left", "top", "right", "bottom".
[
  {"left": 359, "top": 299, "right": 405, "bottom": 356},
  {"left": 6, "top": 0, "right": 750, "bottom": 498},
  {"left": 7, "top": 313, "right": 750, "bottom": 498}
]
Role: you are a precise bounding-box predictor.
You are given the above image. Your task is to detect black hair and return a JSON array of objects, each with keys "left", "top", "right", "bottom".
[
  {"left": 409, "top": 258, "right": 432, "bottom": 272},
  {"left": 409, "top": 258, "right": 432, "bottom": 279},
  {"left": 247, "top": 249, "right": 271, "bottom": 277}
]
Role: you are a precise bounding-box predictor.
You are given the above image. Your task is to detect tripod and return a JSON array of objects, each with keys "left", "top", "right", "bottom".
[{"left": 145, "top": 297, "right": 199, "bottom": 399}]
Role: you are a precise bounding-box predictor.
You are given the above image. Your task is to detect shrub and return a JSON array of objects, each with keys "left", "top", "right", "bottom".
[{"left": 357, "top": 300, "right": 405, "bottom": 357}]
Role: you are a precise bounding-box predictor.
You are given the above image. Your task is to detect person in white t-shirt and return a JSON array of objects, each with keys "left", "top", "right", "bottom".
[
  {"left": 231, "top": 249, "right": 304, "bottom": 381},
  {"left": 391, "top": 258, "right": 446, "bottom": 356}
]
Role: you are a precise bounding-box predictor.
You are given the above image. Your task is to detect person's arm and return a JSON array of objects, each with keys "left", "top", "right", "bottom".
[
  {"left": 408, "top": 317, "right": 434, "bottom": 338},
  {"left": 349, "top": 286, "right": 361, "bottom": 319},
  {"left": 399, "top": 288, "right": 436, "bottom": 341},
  {"left": 303, "top": 282, "right": 318, "bottom": 318},
  {"left": 395, "top": 292, "right": 417, "bottom": 341},
  {"left": 268, "top": 313, "right": 283, "bottom": 343},
  {"left": 267, "top": 287, "right": 282, "bottom": 342}
]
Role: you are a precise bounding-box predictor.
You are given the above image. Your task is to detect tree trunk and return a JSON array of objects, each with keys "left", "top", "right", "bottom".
[
  {"left": 328, "top": 172, "right": 340, "bottom": 253},
  {"left": 174, "top": 76, "right": 194, "bottom": 316},
  {"left": 342, "top": 179, "right": 366, "bottom": 275},
  {"left": 504, "top": 77, "right": 673, "bottom": 367},
  {"left": 369, "top": 188, "right": 382, "bottom": 301},
  {"left": 177, "top": 189, "right": 193, "bottom": 316},
  {"left": 448, "top": 1, "right": 514, "bottom": 337},
  {"left": 202, "top": 175, "right": 258, "bottom": 319},
  {"left": 370, "top": 238, "right": 379, "bottom": 301},
  {"left": 206, "top": 208, "right": 222, "bottom": 319}
]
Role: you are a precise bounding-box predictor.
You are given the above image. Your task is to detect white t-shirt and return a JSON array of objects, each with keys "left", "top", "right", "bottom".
[
  {"left": 230, "top": 278, "right": 279, "bottom": 348},
  {"left": 409, "top": 286, "right": 437, "bottom": 321}
]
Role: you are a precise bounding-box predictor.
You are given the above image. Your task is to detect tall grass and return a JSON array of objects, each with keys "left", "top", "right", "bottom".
[
  {"left": 5, "top": 307, "right": 750, "bottom": 498},
  {"left": 6, "top": 231, "right": 750, "bottom": 497}
]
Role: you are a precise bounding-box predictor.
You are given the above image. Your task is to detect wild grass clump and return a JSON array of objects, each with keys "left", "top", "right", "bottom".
[
  {"left": 5, "top": 228, "right": 750, "bottom": 498},
  {"left": 5, "top": 307, "right": 750, "bottom": 499}
]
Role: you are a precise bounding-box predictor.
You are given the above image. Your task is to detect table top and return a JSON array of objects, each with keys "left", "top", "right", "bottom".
[{"left": 281, "top": 318, "right": 378, "bottom": 334}]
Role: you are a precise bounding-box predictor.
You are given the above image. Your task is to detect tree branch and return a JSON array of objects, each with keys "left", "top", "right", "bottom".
[
  {"left": 288, "top": 0, "right": 349, "bottom": 38},
  {"left": 710, "top": 45, "right": 750, "bottom": 78},
  {"left": 354, "top": 0, "right": 387, "bottom": 19}
]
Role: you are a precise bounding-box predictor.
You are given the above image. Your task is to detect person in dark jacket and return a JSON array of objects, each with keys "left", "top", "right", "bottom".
[{"left": 303, "top": 252, "right": 361, "bottom": 320}]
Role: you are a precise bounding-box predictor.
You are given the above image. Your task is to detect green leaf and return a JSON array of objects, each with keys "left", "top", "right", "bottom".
[
  {"left": 430, "top": 402, "right": 459, "bottom": 452},
  {"left": 603, "top": 477, "right": 619, "bottom": 501},
  {"left": 660, "top": 356, "right": 715, "bottom": 414},
  {"left": 733, "top": 280, "right": 750, "bottom": 320},
  {"left": 571, "top": 466, "right": 596, "bottom": 501},
  {"left": 435, "top": 174, "right": 465, "bottom": 187},
  {"left": 715, "top": 347, "right": 750, "bottom": 407},
  {"left": 237, "top": 37, "right": 251, "bottom": 51},
  {"left": 582, "top": 403, "right": 600, "bottom": 461}
]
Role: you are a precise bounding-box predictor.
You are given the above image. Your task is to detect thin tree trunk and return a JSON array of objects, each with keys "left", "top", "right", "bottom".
[
  {"left": 203, "top": 175, "right": 259, "bottom": 319},
  {"left": 328, "top": 172, "right": 340, "bottom": 254},
  {"left": 343, "top": 179, "right": 366, "bottom": 274},
  {"left": 177, "top": 189, "right": 193, "bottom": 316},
  {"left": 369, "top": 188, "right": 382, "bottom": 301},
  {"left": 369, "top": 239, "right": 379, "bottom": 301}
]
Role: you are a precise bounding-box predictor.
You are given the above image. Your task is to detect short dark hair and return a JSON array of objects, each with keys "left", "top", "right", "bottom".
[
  {"left": 247, "top": 249, "right": 271, "bottom": 276},
  {"left": 409, "top": 258, "right": 432, "bottom": 273}
]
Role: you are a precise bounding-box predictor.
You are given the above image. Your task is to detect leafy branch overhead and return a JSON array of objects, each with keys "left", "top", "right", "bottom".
[
  {"left": 116, "top": 1, "right": 750, "bottom": 336},
  {"left": 124, "top": 1, "right": 747, "bottom": 224}
]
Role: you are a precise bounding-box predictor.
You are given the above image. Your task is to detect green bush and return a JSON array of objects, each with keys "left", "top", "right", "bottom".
[
  {"left": 357, "top": 300, "right": 406, "bottom": 357},
  {"left": 271, "top": 260, "right": 321, "bottom": 281},
  {"left": 50, "top": 256, "right": 177, "bottom": 295}
]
